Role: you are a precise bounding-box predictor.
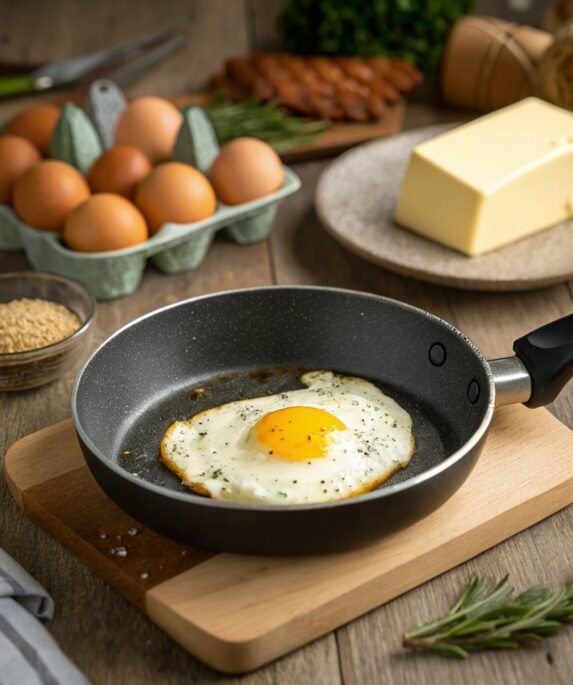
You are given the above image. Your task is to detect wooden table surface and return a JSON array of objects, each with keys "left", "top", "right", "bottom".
[{"left": 1, "top": 2, "right": 572, "bottom": 684}]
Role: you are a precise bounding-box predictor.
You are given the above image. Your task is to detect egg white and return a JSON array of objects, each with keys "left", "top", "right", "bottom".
[{"left": 160, "top": 370, "right": 415, "bottom": 505}]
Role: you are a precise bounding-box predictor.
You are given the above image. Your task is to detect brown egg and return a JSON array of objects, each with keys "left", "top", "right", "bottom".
[
  {"left": 114, "top": 97, "right": 183, "bottom": 165},
  {"left": 5, "top": 105, "right": 60, "bottom": 156},
  {"left": 0, "top": 135, "right": 41, "bottom": 204},
  {"left": 209, "top": 137, "right": 284, "bottom": 205},
  {"left": 135, "top": 162, "right": 216, "bottom": 234},
  {"left": 13, "top": 160, "right": 90, "bottom": 231},
  {"left": 87, "top": 145, "right": 152, "bottom": 199},
  {"left": 64, "top": 193, "right": 148, "bottom": 252}
]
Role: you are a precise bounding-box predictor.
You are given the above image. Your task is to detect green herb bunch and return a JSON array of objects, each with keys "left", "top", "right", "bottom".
[
  {"left": 202, "top": 95, "right": 329, "bottom": 152},
  {"left": 403, "top": 575, "right": 573, "bottom": 658},
  {"left": 279, "top": 0, "right": 473, "bottom": 74}
]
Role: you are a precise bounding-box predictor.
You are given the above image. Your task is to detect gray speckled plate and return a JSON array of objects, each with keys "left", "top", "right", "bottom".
[{"left": 315, "top": 124, "right": 573, "bottom": 291}]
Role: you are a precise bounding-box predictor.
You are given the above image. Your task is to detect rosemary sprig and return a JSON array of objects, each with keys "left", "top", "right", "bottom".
[
  {"left": 403, "top": 575, "right": 573, "bottom": 658},
  {"left": 200, "top": 93, "right": 330, "bottom": 151}
]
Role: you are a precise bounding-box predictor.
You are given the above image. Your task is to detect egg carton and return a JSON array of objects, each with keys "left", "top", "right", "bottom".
[{"left": 0, "top": 81, "right": 300, "bottom": 299}]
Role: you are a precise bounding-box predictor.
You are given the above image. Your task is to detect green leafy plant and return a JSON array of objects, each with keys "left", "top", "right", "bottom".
[
  {"left": 403, "top": 575, "right": 573, "bottom": 658},
  {"left": 201, "top": 95, "right": 329, "bottom": 152},
  {"left": 279, "top": 0, "right": 473, "bottom": 73}
]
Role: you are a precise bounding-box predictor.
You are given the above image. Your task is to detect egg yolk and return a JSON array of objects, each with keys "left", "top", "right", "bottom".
[{"left": 255, "top": 406, "right": 346, "bottom": 461}]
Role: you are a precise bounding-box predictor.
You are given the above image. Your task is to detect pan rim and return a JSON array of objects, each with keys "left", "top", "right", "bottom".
[{"left": 71, "top": 285, "right": 496, "bottom": 512}]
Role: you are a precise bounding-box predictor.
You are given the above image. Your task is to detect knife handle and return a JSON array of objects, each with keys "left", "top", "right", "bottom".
[{"left": 0, "top": 75, "right": 37, "bottom": 97}]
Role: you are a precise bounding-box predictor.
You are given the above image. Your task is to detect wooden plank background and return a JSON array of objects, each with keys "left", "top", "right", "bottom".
[{"left": 1, "top": 1, "right": 571, "bottom": 683}]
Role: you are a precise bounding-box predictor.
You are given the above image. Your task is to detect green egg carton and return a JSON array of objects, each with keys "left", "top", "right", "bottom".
[{"left": 0, "top": 81, "right": 301, "bottom": 299}]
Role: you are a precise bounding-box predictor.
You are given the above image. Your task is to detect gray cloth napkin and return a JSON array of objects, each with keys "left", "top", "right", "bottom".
[{"left": 0, "top": 548, "right": 90, "bottom": 685}]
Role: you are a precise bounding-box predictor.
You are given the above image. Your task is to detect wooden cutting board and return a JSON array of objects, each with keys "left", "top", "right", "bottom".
[
  {"left": 171, "top": 94, "right": 405, "bottom": 162},
  {"left": 4, "top": 405, "right": 573, "bottom": 674}
]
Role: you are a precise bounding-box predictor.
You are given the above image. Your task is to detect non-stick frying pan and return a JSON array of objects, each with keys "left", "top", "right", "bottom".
[{"left": 72, "top": 287, "right": 573, "bottom": 554}]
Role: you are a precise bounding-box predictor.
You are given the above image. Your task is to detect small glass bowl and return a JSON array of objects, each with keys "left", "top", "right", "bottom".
[{"left": 0, "top": 272, "right": 96, "bottom": 391}]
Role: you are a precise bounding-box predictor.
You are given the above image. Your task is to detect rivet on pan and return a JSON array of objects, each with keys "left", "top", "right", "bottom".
[
  {"left": 428, "top": 343, "right": 446, "bottom": 366},
  {"left": 467, "top": 379, "right": 480, "bottom": 404}
]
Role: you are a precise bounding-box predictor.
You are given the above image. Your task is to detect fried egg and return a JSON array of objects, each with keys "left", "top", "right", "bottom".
[{"left": 160, "top": 370, "right": 415, "bottom": 505}]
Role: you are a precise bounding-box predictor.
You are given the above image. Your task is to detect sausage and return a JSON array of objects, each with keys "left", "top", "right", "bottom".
[{"left": 218, "top": 53, "right": 422, "bottom": 121}]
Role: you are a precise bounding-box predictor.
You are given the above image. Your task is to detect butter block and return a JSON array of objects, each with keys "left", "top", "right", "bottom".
[{"left": 394, "top": 98, "right": 573, "bottom": 256}]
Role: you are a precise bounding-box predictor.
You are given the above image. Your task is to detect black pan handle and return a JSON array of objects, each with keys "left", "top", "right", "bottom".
[{"left": 513, "top": 313, "right": 573, "bottom": 408}]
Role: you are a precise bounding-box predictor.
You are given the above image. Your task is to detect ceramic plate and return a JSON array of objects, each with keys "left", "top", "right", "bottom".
[{"left": 315, "top": 124, "right": 573, "bottom": 291}]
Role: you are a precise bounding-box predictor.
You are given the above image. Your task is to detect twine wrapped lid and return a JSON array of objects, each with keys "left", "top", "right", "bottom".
[{"left": 442, "top": 16, "right": 552, "bottom": 112}]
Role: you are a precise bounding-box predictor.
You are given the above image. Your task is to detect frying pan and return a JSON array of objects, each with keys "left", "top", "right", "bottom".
[{"left": 72, "top": 287, "right": 573, "bottom": 554}]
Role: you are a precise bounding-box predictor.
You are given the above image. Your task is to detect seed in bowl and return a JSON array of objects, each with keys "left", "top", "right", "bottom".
[
  {"left": 13, "top": 160, "right": 90, "bottom": 231},
  {"left": 135, "top": 162, "right": 216, "bottom": 234},
  {"left": 0, "top": 298, "right": 80, "bottom": 353},
  {"left": 64, "top": 193, "right": 149, "bottom": 252}
]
